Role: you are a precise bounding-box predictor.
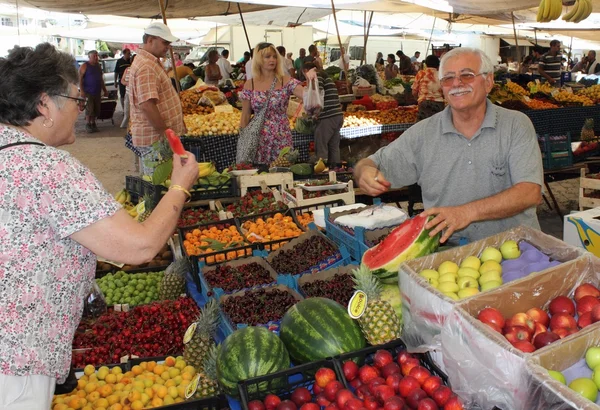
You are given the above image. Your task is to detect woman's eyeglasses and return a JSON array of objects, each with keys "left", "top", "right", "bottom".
[
  {"left": 257, "top": 42, "right": 273, "bottom": 51},
  {"left": 57, "top": 94, "right": 88, "bottom": 111},
  {"left": 440, "top": 72, "right": 487, "bottom": 87}
]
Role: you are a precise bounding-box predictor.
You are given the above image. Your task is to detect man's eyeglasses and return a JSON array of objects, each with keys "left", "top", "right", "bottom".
[
  {"left": 257, "top": 42, "right": 273, "bottom": 51},
  {"left": 440, "top": 72, "right": 488, "bottom": 87},
  {"left": 57, "top": 94, "right": 88, "bottom": 111}
]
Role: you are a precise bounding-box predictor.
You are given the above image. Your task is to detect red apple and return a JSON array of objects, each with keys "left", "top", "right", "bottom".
[
  {"left": 506, "top": 312, "right": 535, "bottom": 332},
  {"left": 316, "top": 368, "right": 337, "bottom": 388},
  {"left": 574, "top": 283, "right": 600, "bottom": 302},
  {"left": 431, "top": 386, "right": 454, "bottom": 407},
  {"left": 367, "top": 377, "right": 386, "bottom": 393},
  {"left": 383, "top": 397, "right": 406, "bottom": 410},
  {"left": 422, "top": 376, "right": 443, "bottom": 396},
  {"left": 477, "top": 307, "right": 506, "bottom": 329},
  {"left": 316, "top": 395, "right": 331, "bottom": 407},
  {"left": 398, "top": 376, "right": 421, "bottom": 398},
  {"left": 532, "top": 322, "right": 548, "bottom": 339},
  {"left": 385, "top": 373, "right": 403, "bottom": 393},
  {"left": 504, "top": 326, "right": 533, "bottom": 344},
  {"left": 249, "top": 401, "right": 266, "bottom": 410},
  {"left": 291, "top": 387, "right": 312, "bottom": 407},
  {"left": 409, "top": 366, "right": 431, "bottom": 386},
  {"left": 300, "top": 404, "right": 320, "bottom": 410},
  {"left": 373, "top": 350, "right": 394, "bottom": 369},
  {"left": 343, "top": 361, "right": 360, "bottom": 382},
  {"left": 576, "top": 295, "right": 600, "bottom": 316},
  {"left": 343, "top": 398, "right": 364, "bottom": 410},
  {"left": 484, "top": 322, "right": 503, "bottom": 333},
  {"left": 549, "top": 312, "right": 577, "bottom": 331},
  {"left": 512, "top": 340, "right": 536, "bottom": 353},
  {"left": 406, "top": 388, "right": 428, "bottom": 409},
  {"left": 397, "top": 351, "right": 415, "bottom": 365},
  {"left": 549, "top": 296, "right": 576, "bottom": 316},
  {"left": 363, "top": 397, "right": 379, "bottom": 410},
  {"left": 401, "top": 358, "right": 421, "bottom": 377},
  {"left": 374, "top": 385, "right": 395, "bottom": 404},
  {"left": 417, "top": 398, "right": 439, "bottom": 410},
  {"left": 591, "top": 304, "right": 600, "bottom": 323},
  {"left": 442, "top": 396, "right": 464, "bottom": 410},
  {"left": 313, "top": 383, "right": 323, "bottom": 395},
  {"left": 579, "top": 311, "right": 593, "bottom": 328},
  {"left": 359, "top": 365, "right": 380, "bottom": 384},
  {"left": 380, "top": 362, "right": 401, "bottom": 378},
  {"left": 533, "top": 331, "right": 560, "bottom": 349},
  {"left": 325, "top": 381, "right": 345, "bottom": 401},
  {"left": 553, "top": 327, "right": 578, "bottom": 339},
  {"left": 264, "top": 395, "right": 282, "bottom": 410},
  {"left": 276, "top": 400, "right": 297, "bottom": 410},
  {"left": 336, "top": 390, "right": 354, "bottom": 409},
  {"left": 526, "top": 307, "right": 550, "bottom": 327}
]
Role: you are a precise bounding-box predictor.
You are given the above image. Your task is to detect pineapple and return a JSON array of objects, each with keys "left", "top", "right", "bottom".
[
  {"left": 136, "top": 194, "right": 155, "bottom": 223},
  {"left": 270, "top": 146, "right": 299, "bottom": 168},
  {"left": 352, "top": 264, "right": 401, "bottom": 345},
  {"left": 194, "top": 344, "right": 221, "bottom": 399},
  {"left": 184, "top": 298, "right": 220, "bottom": 371},
  {"left": 582, "top": 118, "right": 595, "bottom": 141},
  {"left": 159, "top": 258, "right": 188, "bottom": 300}
]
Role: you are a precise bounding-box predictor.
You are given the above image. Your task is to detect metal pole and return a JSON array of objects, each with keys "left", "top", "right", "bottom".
[
  {"left": 426, "top": 15, "right": 436, "bottom": 57},
  {"left": 361, "top": 11, "right": 366, "bottom": 66},
  {"left": 511, "top": 12, "right": 521, "bottom": 71},
  {"left": 158, "top": 0, "right": 180, "bottom": 93},
  {"left": 330, "top": 0, "right": 350, "bottom": 90},
  {"left": 237, "top": 3, "right": 252, "bottom": 53},
  {"left": 363, "top": 11, "right": 373, "bottom": 65}
]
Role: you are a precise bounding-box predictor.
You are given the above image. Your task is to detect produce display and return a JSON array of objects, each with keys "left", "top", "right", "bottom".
[
  {"left": 204, "top": 262, "right": 275, "bottom": 293},
  {"left": 96, "top": 270, "right": 165, "bottom": 306},
  {"left": 476, "top": 282, "right": 600, "bottom": 352},
  {"left": 577, "top": 85, "right": 600, "bottom": 103},
  {"left": 268, "top": 235, "right": 339, "bottom": 275},
  {"left": 343, "top": 108, "right": 417, "bottom": 127},
  {"left": 72, "top": 297, "right": 199, "bottom": 368},
  {"left": 183, "top": 299, "right": 220, "bottom": 378},
  {"left": 97, "top": 243, "right": 173, "bottom": 272},
  {"left": 221, "top": 287, "right": 298, "bottom": 327},
  {"left": 241, "top": 212, "right": 303, "bottom": 245},
  {"left": 225, "top": 190, "right": 288, "bottom": 217},
  {"left": 178, "top": 207, "right": 221, "bottom": 228},
  {"left": 295, "top": 212, "right": 315, "bottom": 229},
  {"left": 300, "top": 272, "right": 354, "bottom": 306},
  {"left": 182, "top": 224, "right": 250, "bottom": 263},
  {"left": 181, "top": 89, "right": 215, "bottom": 115},
  {"left": 553, "top": 90, "right": 594, "bottom": 107},
  {"left": 184, "top": 111, "right": 242, "bottom": 137},
  {"left": 545, "top": 345, "right": 600, "bottom": 403}
]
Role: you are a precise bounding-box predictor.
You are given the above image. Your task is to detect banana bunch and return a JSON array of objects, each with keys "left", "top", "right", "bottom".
[
  {"left": 527, "top": 80, "right": 555, "bottom": 95},
  {"left": 114, "top": 189, "right": 131, "bottom": 205},
  {"left": 123, "top": 201, "right": 138, "bottom": 218},
  {"left": 563, "top": 0, "right": 593, "bottom": 22},
  {"left": 198, "top": 162, "right": 216, "bottom": 178},
  {"left": 537, "top": 0, "right": 563, "bottom": 22}
]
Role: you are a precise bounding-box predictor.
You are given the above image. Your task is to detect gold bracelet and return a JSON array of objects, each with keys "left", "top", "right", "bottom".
[{"left": 170, "top": 185, "right": 191, "bottom": 202}]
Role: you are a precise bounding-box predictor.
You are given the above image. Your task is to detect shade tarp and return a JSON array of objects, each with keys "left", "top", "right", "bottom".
[{"left": 192, "top": 6, "right": 332, "bottom": 26}]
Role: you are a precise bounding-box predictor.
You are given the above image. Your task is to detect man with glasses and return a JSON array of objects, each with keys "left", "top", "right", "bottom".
[
  {"left": 355, "top": 47, "right": 543, "bottom": 244},
  {"left": 79, "top": 50, "right": 108, "bottom": 133}
]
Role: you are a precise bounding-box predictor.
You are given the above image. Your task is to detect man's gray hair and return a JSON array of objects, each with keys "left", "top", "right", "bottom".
[{"left": 439, "top": 47, "right": 494, "bottom": 80}]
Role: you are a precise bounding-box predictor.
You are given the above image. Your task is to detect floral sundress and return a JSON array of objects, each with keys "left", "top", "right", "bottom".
[{"left": 240, "top": 77, "right": 301, "bottom": 164}]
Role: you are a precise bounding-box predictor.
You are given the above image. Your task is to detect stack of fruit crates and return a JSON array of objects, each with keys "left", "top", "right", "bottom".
[{"left": 537, "top": 133, "right": 572, "bottom": 170}]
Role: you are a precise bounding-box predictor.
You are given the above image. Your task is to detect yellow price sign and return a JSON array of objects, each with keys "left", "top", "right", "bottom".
[{"left": 348, "top": 290, "right": 368, "bottom": 319}]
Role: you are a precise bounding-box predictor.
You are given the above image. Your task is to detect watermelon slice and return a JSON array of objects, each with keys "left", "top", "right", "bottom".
[{"left": 362, "top": 214, "right": 440, "bottom": 283}]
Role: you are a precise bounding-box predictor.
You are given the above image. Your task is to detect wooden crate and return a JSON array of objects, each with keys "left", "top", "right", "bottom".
[
  {"left": 579, "top": 168, "right": 600, "bottom": 210},
  {"left": 237, "top": 172, "right": 294, "bottom": 197},
  {"left": 282, "top": 171, "right": 356, "bottom": 208}
]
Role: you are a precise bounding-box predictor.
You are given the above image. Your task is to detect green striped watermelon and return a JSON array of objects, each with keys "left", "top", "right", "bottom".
[
  {"left": 279, "top": 297, "right": 366, "bottom": 364},
  {"left": 216, "top": 327, "right": 290, "bottom": 396},
  {"left": 362, "top": 214, "right": 440, "bottom": 283}
]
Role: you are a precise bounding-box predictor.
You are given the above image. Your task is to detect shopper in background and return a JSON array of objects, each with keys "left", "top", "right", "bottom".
[
  {"left": 355, "top": 47, "right": 543, "bottom": 244},
  {"left": 538, "top": 39, "right": 562, "bottom": 85},
  {"left": 384, "top": 54, "right": 399, "bottom": 80},
  {"left": 204, "top": 49, "right": 222, "bottom": 86},
  {"left": 396, "top": 50, "right": 414, "bottom": 75},
  {"left": 306, "top": 44, "right": 323, "bottom": 70},
  {"left": 217, "top": 49, "right": 233, "bottom": 81},
  {"left": 240, "top": 42, "right": 317, "bottom": 165},
  {"left": 411, "top": 55, "right": 444, "bottom": 121},
  {"left": 303, "top": 62, "right": 343, "bottom": 166},
  {"left": 585, "top": 50, "right": 600, "bottom": 74},
  {"left": 295, "top": 48, "right": 307, "bottom": 80},
  {"left": 286, "top": 52, "right": 294, "bottom": 71},
  {"left": 245, "top": 50, "right": 254, "bottom": 80},
  {"left": 520, "top": 55, "right": 534, "bottom": 74},
  {"left": 339, "top": 46, "right": 350, "bottom": 79},
  {"left": 411, "top": 51, "right": 421, "bottom": 63},
  {"left": 79, "top": 50, "right": 108, "bottom": 133},
  {"left": 0, "top": 43, "right": 199, "bottom": 410},
  {"left": 129, "top": 22, "right": 186, "bottom": 176},
  {"left": 173, "top": 52, "right": 183, "bottom": 67},
  {"left": 276, "top": 46, "right": 295, "bottom": 78},
  {"left": 120, "top": 54, "right": 135, "bottom": 129},
  {"left": 375, "top": 52, "right": 385, "bottom": 70},
  {"left": 168, "top": 62, "right": 198, "bottom": 89},
  {"left": 237, "top": 51, "right": 251, "bottom": 65},
  {"left": 114, "top": 48, "right": 132, "bottom": 110}
]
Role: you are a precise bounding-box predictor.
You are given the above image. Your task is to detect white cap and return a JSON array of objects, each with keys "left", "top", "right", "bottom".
[{"left": 144, "top": 22, "right": 177, "bottom": 43}]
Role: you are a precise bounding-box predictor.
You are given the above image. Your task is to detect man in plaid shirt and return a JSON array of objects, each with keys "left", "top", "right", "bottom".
[{"left": 129, "top": 22, "right": 185, "bottom": 175}]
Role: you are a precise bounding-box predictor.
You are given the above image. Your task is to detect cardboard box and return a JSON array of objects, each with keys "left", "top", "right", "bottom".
[
  {"left": 399, "top": 226, "right": 586, "bottom": 350},
  {"left": 564, "top": 207, "right": 600, "bottom": 258},
  {"left": 441, "top": 254, "right": 600, "bottom": 409}
]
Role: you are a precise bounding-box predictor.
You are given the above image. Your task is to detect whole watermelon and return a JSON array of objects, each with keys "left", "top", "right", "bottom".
[
  {"left": 216, "top": 327, "right": 290, "bottom": 397},
  {"left": 279, "top": 297, "right": 366, "bottom": 364}
]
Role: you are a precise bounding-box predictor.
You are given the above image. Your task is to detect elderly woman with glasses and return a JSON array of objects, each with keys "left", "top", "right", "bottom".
[
  {"left": 0, "top": 44, "right": 199, "bottom": 409},
  {"left": 240, "top": 42, "right": 317, "bottom": 165}
]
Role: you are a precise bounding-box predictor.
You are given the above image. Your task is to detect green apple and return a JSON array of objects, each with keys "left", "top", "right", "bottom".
[
  {"left": 457, "top": 276, "right": 479, "bottom": 289},
  {"left": 480, "top": 247, "right": 503, "bottom": 264},
  {"left": 569, "top": 378, "right": 598, "bottom": 402},
  {"left": 460, "top": 256, "right": 481, "bottom": 270},
  {"left": 443, "top": 292, "right": 459, "bottom": 301},
  {"left": 428, "top": 278, "right": 439, "bottom": 289},
  {"left": 586, "top": 347, "right": 600, "bottom": 370},
  {"left": 439, "top": 273, "right": 458, "bottom": 283},
  {"left": 592, "top": 365, "right": 600, "bottom": 389},
  {"left": 479, "top": 260, "right": 503, "bottom": 275},
  {"left": 480, "top": 280, "right": 503, "bottom": 292},
  {"left": 438, "top": 282, "right": 460, "bottom": 294},
  {"left": 419, "top": 269, "right": 439, "bottom": 281},
  {"left": 479, "top": 271, "right": 503, "bottom": 285},
  {"left": 438, "top": 261, "right": 459, "bottom": 276},
  {"left": 500, "top": 240, "right": 521, "bottom": 260},
  {"left": 458, "top": 287, "right": 480, "bottom": 299},
  {"left": 548, "top": 370, "right": 566, "bottom": 385},
  {"left": 457, "top": 267, "right": 480, "bottom": 280}
]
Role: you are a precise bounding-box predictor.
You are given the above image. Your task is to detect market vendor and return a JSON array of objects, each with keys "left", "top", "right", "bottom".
[
  {"left": 355, "top": 47, "right": 543, "bottom": 244},
  {"left": 0, "top": 43, "right": 199, "bottom": 409},
  {"left": 538, "top": 40, "right": 562, "bottom": 85}
]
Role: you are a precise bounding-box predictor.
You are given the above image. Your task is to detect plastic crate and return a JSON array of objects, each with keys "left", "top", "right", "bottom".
[
  {"left": 94, "top": 267, "right": 172, "bottom": 309},
  {"left": 538, "top": 133, "right": 571, "bottom": 153},
  {"left": 126, "top": 175, "right": 238, "bottom": 203},
  {"left": 238, "top": 359, "right": 342, "bottom": 409},
  {"left": 238, "top": 209, "right": 306, "bottom": 253}
]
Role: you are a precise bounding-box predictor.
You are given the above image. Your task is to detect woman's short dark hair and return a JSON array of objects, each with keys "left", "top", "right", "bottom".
[
  {"left": 387, "top": 54, "right": 396, "bottom": 63},
  {"left": 425, "top": 55, "right": 440, "bottom": 69},
  {"left": 0, "top": 43, "right": 78, "bottom": 126}
]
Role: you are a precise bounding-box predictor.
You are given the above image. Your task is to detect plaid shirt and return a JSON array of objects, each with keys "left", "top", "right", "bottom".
[
  {"left": 411, "top": 67, "right": 444, "bottom": 104},
  {"left": 129, "top": 48, "right": 184, "bottom": 147}
]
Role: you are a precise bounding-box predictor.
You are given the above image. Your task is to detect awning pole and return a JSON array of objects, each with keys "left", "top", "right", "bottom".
[
  {"left": 361, "top": 11, "right": 366, "bottom": 66},
  {"left": 330, "top": 0, "right": 350, "bottom": 89},
  {"left": 158, "top": 0, "right": 180, "bottom": 93},
  {"left": 362, "top": 11, "right": 374, "bottom": 65},
  {"left": 237, "top": 3, "right": 252, "bottom": 53},
  {"left": 511, "top": 12, "right": 521, "bottom": 72},
  {"left": 426, "top": 14, "right": 436, "bottom": 56},
  {"left": 569, "top": 36, "right": 574, "bottom": 64}
]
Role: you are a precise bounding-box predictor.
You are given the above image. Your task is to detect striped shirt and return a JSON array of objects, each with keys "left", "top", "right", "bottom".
[
  {"left": 316, "top": 71, "right": 342, "bottom": 120},
  {"left": 539, "top": 52, "right": 562, "bottom": 82}
]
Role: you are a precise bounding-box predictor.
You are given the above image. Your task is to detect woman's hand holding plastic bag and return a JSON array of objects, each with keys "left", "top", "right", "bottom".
[{"left": 303, "top": 76, "right": 324, "bottom": 119}]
